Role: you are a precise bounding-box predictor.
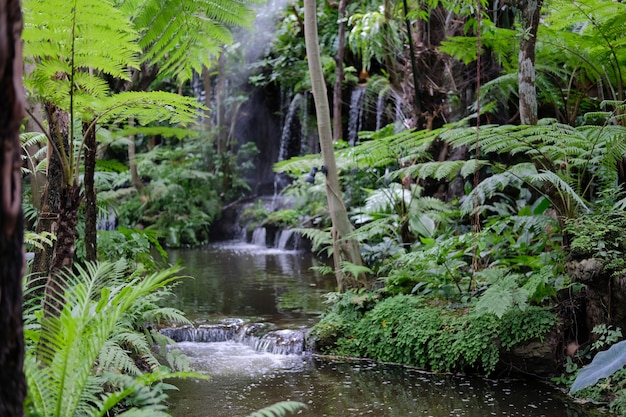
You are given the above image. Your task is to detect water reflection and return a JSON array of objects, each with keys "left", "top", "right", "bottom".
[
  {"left": 168, "top": 342, "right": 591, "bottom": 417},
  {"left": 166, "top": 243, "right": 598, "bottom": 417},
  {"left": 167, "top": 242, "right": 335, "bottom": 324}
]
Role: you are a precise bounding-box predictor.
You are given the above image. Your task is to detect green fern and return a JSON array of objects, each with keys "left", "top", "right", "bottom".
[
  {"left": 293, "top": 227, "right": 333, "bottom": 256},
  {"left": 23, "top": 261, "right": 200, "bottom": 417},
  {"left": 121, "top": 0, "right": 255, "bottom": 83},
  {"left": 475, "top": 270, "right": 530, "bottom": 319},
  {"left": 246, "top": 401, "right": 307, "bottom": 417},
  {"left": 23, "top": 0, "right": 140, "bottom": 107}
]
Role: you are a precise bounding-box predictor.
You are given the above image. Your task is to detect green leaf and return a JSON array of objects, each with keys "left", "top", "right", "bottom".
[
  {"left": 570, "top": 340, "right": 626, "bottom": 393},
  {"left": 246, "top": 401, "right": 307, "bottom": 417}
]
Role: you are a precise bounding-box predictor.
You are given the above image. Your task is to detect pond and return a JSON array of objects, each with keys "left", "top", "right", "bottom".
[{"left": 164, "top": 240, "right": 600, "bottom": 417}]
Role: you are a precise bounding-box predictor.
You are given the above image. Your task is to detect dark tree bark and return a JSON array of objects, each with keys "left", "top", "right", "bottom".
[
  {"left": 332, "top": 0, "right": 348, "bottom": 142},
  {"left": 403, "top": 0, "right": 421, "bottom": 116},
  {"left": 44, "top": 182, "right": 81, "bottom": 316},
  {"left": 0, "top": 0, "right": 26, "bottom": 414},
  {"left": 83, "top": 121, "right": 97, "bottom": 262},
  {"left": 30, "top": 103, "right": 67, "bottom": 280},
  {"left": 32, "top": 102, "right": 83, "bottom": 316},
  {"left": 517, "top": 0, "right": 543, "bottom": 125}
]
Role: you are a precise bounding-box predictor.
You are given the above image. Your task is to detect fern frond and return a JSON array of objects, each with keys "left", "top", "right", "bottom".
[
  {"left": 93, "top": 91, "right": 204, "bottom": 127},
  {"left": 24, "top": 231, "right": 55, "bottom": 251},
  {"left": 246, "top": 401, "right": 307, "bottom": 417},
  {"left": 460, "top": 169, "right": 525, "bottom": 216},
  {"left": 293, "top": 227, "right": 333, "bottom": 256},
  {"left": 24, "top": 261, "right": 186, "bottom": 417},
  {"left": 125, "top": 0, "right": 254, "bottom": 82},
  {"left": 99, "top": 339, "right": 143, "bottom": 376},
  {"left": 23, "top": 0, "right": 140, "bottom": 109}
]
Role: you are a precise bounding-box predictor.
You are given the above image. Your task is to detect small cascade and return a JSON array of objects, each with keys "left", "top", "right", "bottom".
[
  {"left": 275, "top": 229, "right": 294, "bottom": 250},
  {"left": 161, "top": 320, "right": 243, "bottom": 342},
  {"left": 254, "top": 329, "right": 305, "bottom": 355},
  {"left": 347, "top": 87, "right": 367, "bottom": 145},
  {"left": 97, "top": 207, "right": 116, "bottom": 231},
  {"left": 160, "top": 320, "right": 307, "bottom": 355},
  {"left": 376, "top": 89, "right": 388, "bottom": 131},
  {"left": 251, "top": 227, "right": 267, "bottom": 246}
]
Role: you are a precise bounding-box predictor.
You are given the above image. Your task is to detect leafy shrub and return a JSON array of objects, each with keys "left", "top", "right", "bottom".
[
  {"left": 312, "top": 293, "right": 556, "bottom": 375},
  {"left": 566, "top": 209, "right": 626, "bottom": 274}
]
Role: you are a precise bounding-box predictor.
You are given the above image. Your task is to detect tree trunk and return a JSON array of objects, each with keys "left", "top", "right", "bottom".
[
  {"left": 202, "top": 64, "right": 213, "bottom": 129},
  {"left": 517, "top": 0, "right": 543, "bottom": 125},
  {"left": 303, "top": 0, "right": 367, "bottom": 291},
  {"left": 44, "top": 182, "right": 81, "bottom": 316},
  {"left": 0, "top": 0, "right": 26, "bottom": 414},
  {"left": 216, "top": 53, "right": 228, "bottom": 155},
  {"left": 332, "top": 0, "right": 349, "bottom": 142},
  {"left": 382, "top": 0, "right": 399, "bottom": 87},
  {"left": 30, "top": 102, "right": 68, "bottom": 279},
  {"left": 403, "top": 0, "right": 421, "bottom": 115},
  {"left": 128, "top": 119, "right": 143, "bottom": 192},
  {"left": 83, "top": 121, "right": 97, "bottom": 262}
]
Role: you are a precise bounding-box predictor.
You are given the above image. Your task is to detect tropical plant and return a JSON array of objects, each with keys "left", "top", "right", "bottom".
[
  {"left": 22, "top": 261, "right": 202, "bottom": 417},
  {"left": 246, "top": 401, "right": 307, "bottom": 417},
  {"left": 311, "top": 292, "right": 556, "bottom": 375},
  {"left": 542, "top": 0, "right": 626, "bottom": 103}
]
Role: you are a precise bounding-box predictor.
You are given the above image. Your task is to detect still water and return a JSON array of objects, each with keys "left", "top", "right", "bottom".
[{"left": 165, "top": 241, "right": 600, "bottom": 417}]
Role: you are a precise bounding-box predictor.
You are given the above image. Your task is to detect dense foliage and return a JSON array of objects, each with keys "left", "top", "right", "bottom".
[{"left": 15, "top": 0, "right": 626, "bottom": 415}]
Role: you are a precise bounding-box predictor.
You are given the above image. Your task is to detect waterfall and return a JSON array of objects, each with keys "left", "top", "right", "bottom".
[
  {"left": 251, "top": 227, "right": 267, "bottom": 247},
  {"left": 275, "top": 229, "right": 294, "bottom": 250},
  {"left": 347, "top": 87, "right": 367, "bottom": 145},
  {"left": 96, "top": 207, "right": 116, "bottom": 231},
  {"left": 254, "top": 329, "right": 305, "bottom": 355},
  {"left": 272, "top": 93, "right": 304, "bottom": 201},
  {"left": 376, "top": 88, "right": 388, "bottom": 131},
  {"left": 161, "top": 320, "right": 307, "bottom": 355},
  {"left": 277, "top": 93, "right": 303, "bottom": 162}
]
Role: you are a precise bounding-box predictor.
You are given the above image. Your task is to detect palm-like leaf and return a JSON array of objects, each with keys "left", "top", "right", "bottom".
[
  {"left": 24, "top": 261, "right": 186, "bottom": 417},
  {"left": 23, "top": 0, "right": 140, "bottom": 110},
  {"left": 246, "top": 401, "right": 307, "bottom": 417},
  {"left": 120, "top": 0, "right": 256, "bottom": 83}
]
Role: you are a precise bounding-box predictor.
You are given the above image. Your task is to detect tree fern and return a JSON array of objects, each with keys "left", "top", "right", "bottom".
[
  {"left": 120, "top": 0, "right": 256, "bottom": 83},
  {"left": 23, "top": 0, "right": 140, "bottom": 107}
]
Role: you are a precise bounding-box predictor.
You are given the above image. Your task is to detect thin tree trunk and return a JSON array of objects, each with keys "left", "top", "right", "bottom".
[
  {"left": 202, "top": 64, "right": 213, "bottom": 129},
  {"left": 332, "top": 0, "right": 349, "bottom": 141},
  {"left": 303, "top": 0, "right": 366, "bottom": 291},
  {"left": 0, "top": 0, "right": 26, "bottom": 413},
  {"left": 127, "top": 119, "right": 143, "bottom": 191},
  {"left": 403, "top": 0, "right": 421, "bottom": 115},
  {"left": 83, "top": 121, "right": 97, "bottom": 262},
  {"left": 517, "top": 0, "right": 543, "bottom": 125},
  {"left": 383, "top": 0, "right": 399, "bottom": 87},
  {"left": 216, "top": 53, "right": 228, "bottom": 154}
]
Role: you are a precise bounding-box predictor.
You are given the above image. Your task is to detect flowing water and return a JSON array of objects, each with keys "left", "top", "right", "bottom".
[{"left": 165, "top": 241, "right": 600, "bottom": 417}]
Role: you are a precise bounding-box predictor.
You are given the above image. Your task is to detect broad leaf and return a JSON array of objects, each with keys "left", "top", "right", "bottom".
[{"left": 570, "top": 340, "right": 626, "bottom": 393}]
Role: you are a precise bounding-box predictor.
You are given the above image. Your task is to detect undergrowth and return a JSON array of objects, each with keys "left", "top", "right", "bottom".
[{"left": 310, "top": 293, "right": 556, "bottom": 375}]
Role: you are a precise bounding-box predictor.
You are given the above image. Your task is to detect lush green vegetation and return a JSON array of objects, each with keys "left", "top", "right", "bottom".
[{"left": 11, "top": 0, "right": 626, "bottom": 415}]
